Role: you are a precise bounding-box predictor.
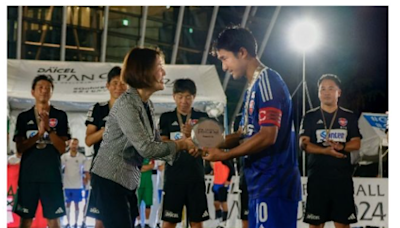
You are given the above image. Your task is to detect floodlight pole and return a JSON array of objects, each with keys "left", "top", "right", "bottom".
[{"left": 302, "top": 50, "right": 306, "bottom": 176}]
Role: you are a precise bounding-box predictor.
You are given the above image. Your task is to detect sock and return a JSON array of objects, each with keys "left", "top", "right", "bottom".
[
  {"left": 215, "top": 209, "right": 222, "bottom": 219},
  {"left": 75, "top": 209, "right": 79, "bottom": 224},
  {"left": 145, "top": 218, "right": 149, "bottom": 224},
  {"left": 135, "top": 218, "right": 140, "bottom": 226},
  {"left": 66, "top": 207, "right": 70, "bottom": 224},
  {"left": 222, "top": 211, "right": 228, "bottom": 221}
]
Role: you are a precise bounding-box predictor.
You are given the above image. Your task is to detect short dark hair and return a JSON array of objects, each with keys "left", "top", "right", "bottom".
[
  {"left": 32, "top": 75, "right": 54, "bottom": 90},
  {"left": 173, "top": 79, "right": 197, "bottom": 95},
  {"left": 121, "top": 47, "right": 163, "bottom": 89},
  {"left": 107, "top": 66, "right": 121, "bottom": 83},
  {"left": 318, "top": 74, "right": 342, "bottom": 89},
  {"left": 211, "top": 26, "right": 258, "bottom": 57}
]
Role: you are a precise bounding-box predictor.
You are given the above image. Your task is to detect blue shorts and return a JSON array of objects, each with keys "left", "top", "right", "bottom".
[
  {"left": 248, "top": 197, "right": 298, "bottom": 228},
  {"left": 64, "top": 189, "right": 83, "bottom": 203}
]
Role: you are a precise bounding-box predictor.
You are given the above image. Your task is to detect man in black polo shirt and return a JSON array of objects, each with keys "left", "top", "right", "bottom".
[
  {"left": 13, "top": 75, "right": 71, "bottom": 228},
  {"left": 159, "top": 79, "right": 210, "bottom": 228},
  {"left": 84, "top": 66, "right": 127, "bottom": 227},
  {"left": 300, "top": 74, "right": 362, "bottom": 228}
]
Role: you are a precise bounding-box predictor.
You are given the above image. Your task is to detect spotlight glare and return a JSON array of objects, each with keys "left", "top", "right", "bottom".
[{"left": 289, "top": 19, "right": 321, "bottom": 52}]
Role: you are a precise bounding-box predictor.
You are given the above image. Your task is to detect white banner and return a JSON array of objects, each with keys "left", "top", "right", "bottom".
[
  {"left": 7, "top": 59, "right": 226, "bottom": 113},
  {"left": 201, "top": 176, "right": 388, "bottom": 228}
]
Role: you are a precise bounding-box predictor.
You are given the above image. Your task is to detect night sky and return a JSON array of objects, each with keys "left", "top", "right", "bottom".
[{"left": 213, "top": 6, "right": 388, "bottom": 125}]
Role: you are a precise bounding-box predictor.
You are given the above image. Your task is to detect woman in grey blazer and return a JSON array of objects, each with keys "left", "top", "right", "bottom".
[{"left": 87, "top": 47, "right": 197, "bottom": 228}]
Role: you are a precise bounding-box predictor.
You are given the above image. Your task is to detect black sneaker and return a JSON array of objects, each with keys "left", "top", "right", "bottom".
[
  {"left": 134, "top": 225, "right": 142, "bottom": 228},
  {"left": 81, "top": 223, "right": 87, "bottom": 228},
  {"left": 65, "top": 224, "right": 71, "bottom": 228},
  {"left": 73, "top": 224, "right": 78, "bottom": 228},
  {"left": 144, "top": 224, "right": 151, "bottom": 228}
]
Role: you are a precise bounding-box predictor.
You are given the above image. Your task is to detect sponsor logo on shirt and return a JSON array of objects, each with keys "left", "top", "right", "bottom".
[
  {"left": 339, "top": 118, "right": 348, "bottom": 127},
  {"left": 202, "top": 210, "right": 209, "bottom": 218},
  {"left": 316, "top": 129, "right": 347, "bottom": 143},
  {"left": 27, "top": 130, "right": 38, "bottom": 138},
  {"left": 191, "top": 119, "right": 199, "bottom": 125},
  {"left": 49, "top": 118, "right": 58, "bottom": 127},
  {"left": 171, "top": 132, "right": 182, "bottom": 140},
  {"left": 171, "top": 121, "right": 179, "bottom": 126},
  {"left": 316, "top": 119, "right": 323, "bottom": 124},
  {"left": 249, "top": 100, "right": 255, "bottom": 115},
  {"left": 27, "top": 120, "right": 35, "bottom": 125}
]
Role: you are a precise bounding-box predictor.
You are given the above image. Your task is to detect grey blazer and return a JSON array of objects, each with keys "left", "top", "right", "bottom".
[{"left": 91, "top": 87, "right": 177, "bottom": 190}]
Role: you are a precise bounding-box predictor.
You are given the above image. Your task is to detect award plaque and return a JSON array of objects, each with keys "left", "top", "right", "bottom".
[{"left": 191, "top": 119, "right": 224, "bottom": 148}]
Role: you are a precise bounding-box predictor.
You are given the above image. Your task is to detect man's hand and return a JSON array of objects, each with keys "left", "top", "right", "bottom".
[
  {"left": 328, "top": 140, "right": 345, "bottom": 151},
  {"left": 323, "top": 146, "right": 346, "bottom": 158},
  {"left": 39, "top": 111, "right": 50, "bottom": 132},
  {"left": 181, "top": 122, "right": 192, "bottom": 138},
  {"left": 202, "top": 147, "right": 230, "bottom": 161}
]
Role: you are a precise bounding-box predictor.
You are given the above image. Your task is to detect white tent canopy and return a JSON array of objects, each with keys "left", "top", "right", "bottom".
[
  {"left": 7, "top": 59, "right": 226, "bottom": 115},
  {"left": 7, "top": 59, "right": 226, "bottom": 155},
  {"left": 356, "top": 112, "right": 388, "bottom": 176},
  {"left": 358, "top": 112, "right": 388, "bottom": 156}
]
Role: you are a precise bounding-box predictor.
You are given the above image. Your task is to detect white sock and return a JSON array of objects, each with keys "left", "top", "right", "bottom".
[
  {"left": 75, "top": 209, "right": 79, "bottom": 224},
  {"left": 145, "top": 218, "right": 149, "bottom": 224},
  {"left": 135, "top": 218, "right": 140, "bottom": 226},
  {"left": 66, "top": 207, "right": 70, "bottom": 224}
]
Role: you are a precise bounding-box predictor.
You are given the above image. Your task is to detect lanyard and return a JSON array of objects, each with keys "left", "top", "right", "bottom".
[
  {"left": 320, "top": 107, "right": 338, "bottom": 144},
  {"left": 242, "top": 64, "right": 266, "bottom": 135}
]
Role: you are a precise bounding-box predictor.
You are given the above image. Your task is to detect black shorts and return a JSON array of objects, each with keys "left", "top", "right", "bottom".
[
  {"left": 86, "top": 174, "right": 139, "bottom": 228},
  {"left": 239, "top": 179, "right": 249, "bottom": 221},
  {"left": 304, "top": 177, "right": 357, "bottom": 225},
  {"left": 212, "top": 185, "right": 228, "bottom": 202},
  {"left": 12, "top": 182, "right": 65, "bottom": 219},
  {"left": 162, "top": 181, "right": 209, "bottom": 223}
]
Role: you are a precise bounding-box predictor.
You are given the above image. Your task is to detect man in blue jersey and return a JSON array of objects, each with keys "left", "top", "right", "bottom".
[{"left": 204, "top": 26, "right": 301, "bottom": 228}]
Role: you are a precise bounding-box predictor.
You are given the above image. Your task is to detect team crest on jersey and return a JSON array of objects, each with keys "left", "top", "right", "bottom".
[
  {"left": 191, "top": 119, "right": 198, "bottom": 125},
  {"left": 249, "top": 100, "right": 255, "bottom": 115},
  {"left": 338, "top": 118, "right": 348, "bottom": 127},
  {"left": 49, "top": 118, "right": 58, "bottom": 127}
]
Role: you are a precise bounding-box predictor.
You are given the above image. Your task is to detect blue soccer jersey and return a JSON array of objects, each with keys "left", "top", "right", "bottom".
[{"left": 240, "top": 67, "right": 301, "bottom": 202}]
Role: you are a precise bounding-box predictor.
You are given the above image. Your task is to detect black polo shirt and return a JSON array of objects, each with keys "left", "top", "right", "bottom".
[
  {"left": 300, "top": 106, "right": 362, "bottom": 179},
  {"left": 85, "top": 101, "right": 110, "bottom": 158},
  {"left": 13, "top": 105, "right": 71, "bottom": 183},
  {"left": 158, "top": 108, "right": 209, "bottom": 183}
]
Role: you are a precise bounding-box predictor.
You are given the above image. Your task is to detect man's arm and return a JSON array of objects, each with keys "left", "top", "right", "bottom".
[
  {"left": 225, "top": 126, "right": 278, "bottom": 159},
  {"left": 203, "top": 126, "right": 278, "bottom": 161},
  {"left": 49, "top": 133, "right": 68, "bottom": 155},
  {"left": 220, "top": 130, "right": 242, "bottom": 149},
  {"left": 300, "top": 136, "right": 346, "bottom": 158},
  {"left": 15, "top": 135, "right": 41, "bottom": 154},
  {"left": 85, "top": 124, "right": 104, "bottom": 147},
  {"left": 329, "top": 137, "right": 361, "bottom": 153}
]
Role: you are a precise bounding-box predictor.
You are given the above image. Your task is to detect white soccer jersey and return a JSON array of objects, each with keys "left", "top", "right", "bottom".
[{"left": 61, "top": 152, "right": 86, "bottom": 189}]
